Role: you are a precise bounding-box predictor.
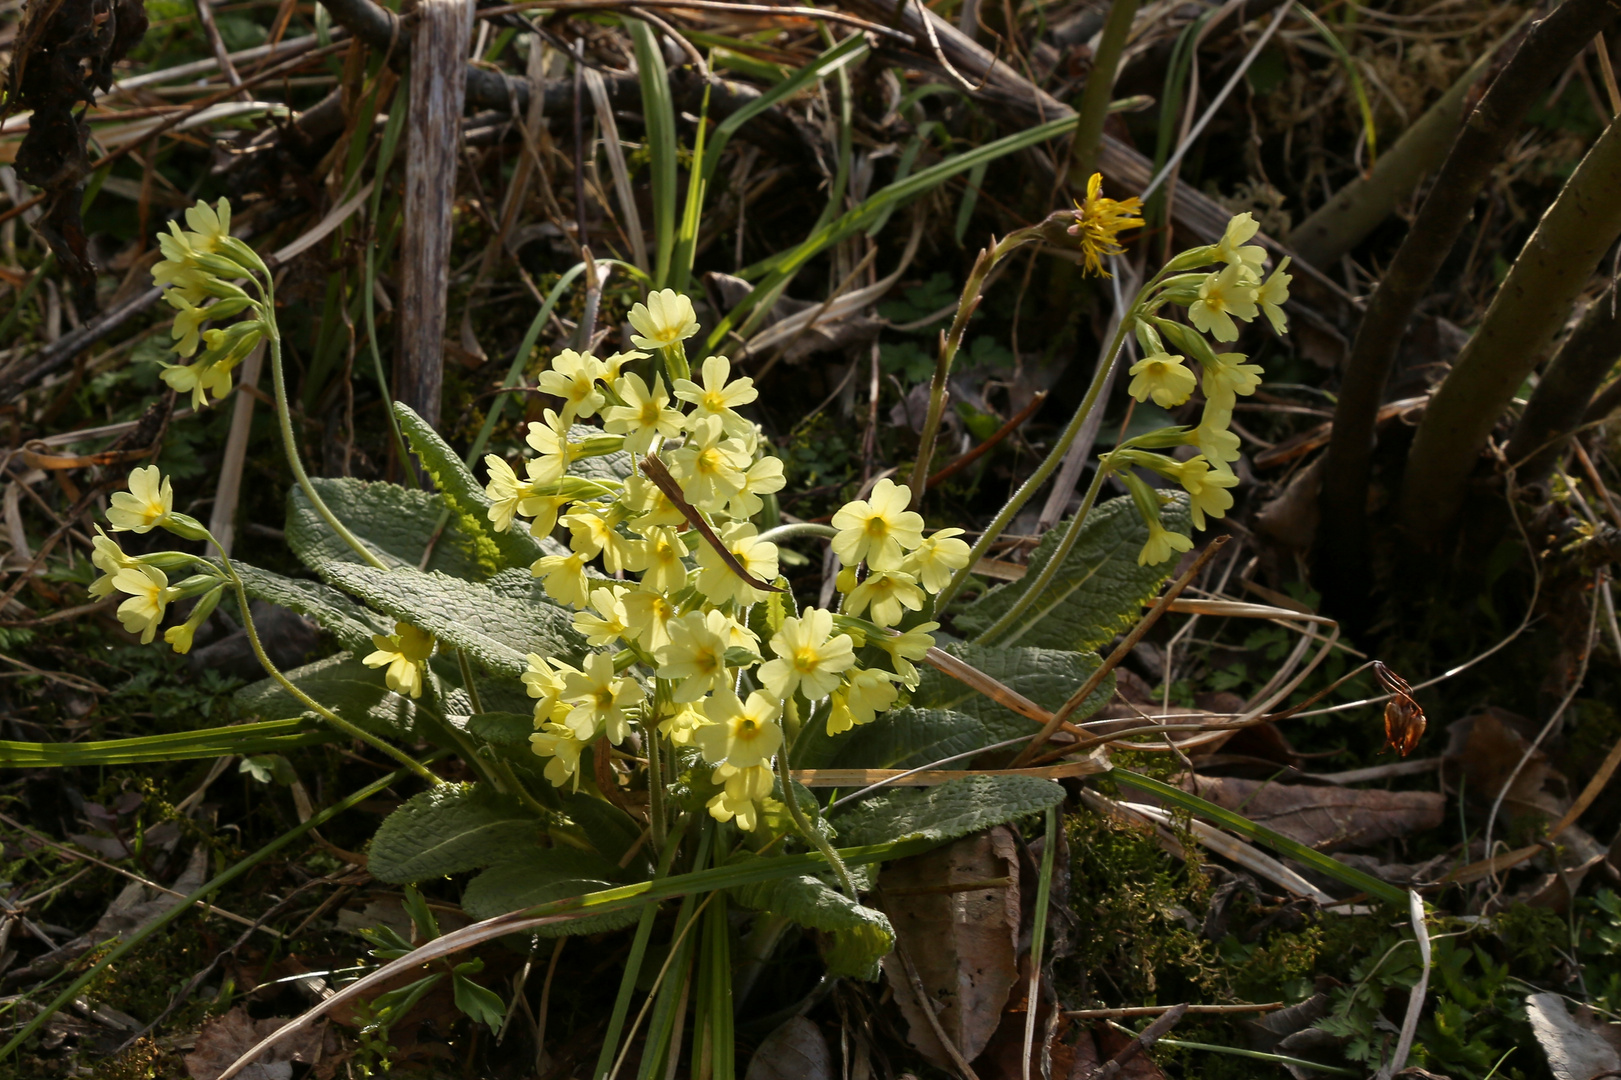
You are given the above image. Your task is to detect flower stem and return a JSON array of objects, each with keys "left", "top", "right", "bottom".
[
  {"left": 775, "top": 743, "right": 857, "bottom": 900},
  {"left": 264, "top": 304, "right": 388, "bottom": 571},
  {"left": 213, "top": 541, "right": 440, "bottom": 784},
  {"left": 907, "top": 228, "right": 1038, "bottom": 507},
  {"left": 932, "top": 290, "right": 1138, "bottom": 612},
  {"left": 1068, "top": 0, "right": 1140, "bottom": 179}
]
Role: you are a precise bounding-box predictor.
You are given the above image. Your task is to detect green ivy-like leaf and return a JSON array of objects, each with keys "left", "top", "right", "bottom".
[
  {"left": 831, "top": 775, "right": 1064, "bottom": 848},
  {"left": 369, "top": 783, "right": 546, "bottom": 884},
  {"left": 235, "top": 652, "right": 430, "bottom": 737},
  {"left": 286, "top": 477, "right": 490, "bottom": 580},
  {"left": 829, "top": 708, "right": 988, "bottom": 770},
  {"left": 228, "top": 560, "right": 390, "bottom": 654},
  {"left": 461, "top": 848, "right": 637, "bottom": 935},
  {"left": 396, "top": 403, "right": 545, "bottom": 571},
  {"left": 911, "top": 643, "right": 1115, "bottom": 741},
  {"left": 955, "top": 493, "right": 1189, "bottom": 650},
  {"left": 465, "top": 711, "right": 536, "bottom": 746},
  {"left": 318, "top": 564, "right": 584, "bottom": 678},
  {"left": 730, "top": 872, "right": 893, "bottom": 980}
]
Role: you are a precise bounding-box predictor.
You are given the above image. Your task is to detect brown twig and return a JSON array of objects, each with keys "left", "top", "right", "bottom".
[
  {"left": 639, "top": 455, "right": 783, "bottom": 593},
  {"left": 1088, "top": 1004, "right": 1188, "bottom": 1080},
  {"left": 1066, "top": 1003, "right": 1281, "bottom": 1020},
  {"left": 477, "top": 0, "right": 916, "bottom": 42},
  {"left": 1011, "top": 537, "right": 1228, "bottom": 767},
  {"left": 926, "top": 391, "right": 1047, "bottom": 488}
]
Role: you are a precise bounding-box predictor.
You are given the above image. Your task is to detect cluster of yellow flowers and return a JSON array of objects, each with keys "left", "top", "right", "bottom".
[
  {"left": 148, "top": 199, "right": 271, "bottom": 409},
  {"left": 477, "top": 290, "right": 969, "bottom": 830},
  {"left": 1104, "top": 213, "right": 1293, "bottom": 565}
]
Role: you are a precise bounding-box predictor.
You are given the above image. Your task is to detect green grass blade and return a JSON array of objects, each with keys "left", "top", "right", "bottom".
[
  {"left": 1291, "top": 2, "right": 1376, "bottom": 164},
  {"left": 628, "top": 18, "right": 678, "bottom": 289},
  {"left": 708, "top": 115, "right": 1077, "bottom": 352},
  {"left": 0, "top": 758, "right": 443, "bottom": 1061},
  {"left": 0, "top": 720, "right": 333, "bottom": 767},
  {"left": 1109, "top": 770, "right": 1408, "bottom": 907},
  {"left": 1154, "top": 1038, "right": 1359, "bottom": 1076}
]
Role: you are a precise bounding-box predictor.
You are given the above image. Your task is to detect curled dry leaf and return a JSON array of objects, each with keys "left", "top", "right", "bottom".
[
  {"left": 742, "top": 1016, "right": 834, "bottom": 1080},
  {"left": 1184, "top": 776, "right": 1444, "bottom": 851},
  {"left": 878, "top": 826, "right": 1022, "bottom": 1069},
  {"left": 1524, "top": 993, "right": 1621, "bottom": 1080},
  {"left": 185, "top": 1006, "right": 336, "bottom": 1080},
  {"left": 1443, "top": 709, "right": 1567, "bottom": 823}
]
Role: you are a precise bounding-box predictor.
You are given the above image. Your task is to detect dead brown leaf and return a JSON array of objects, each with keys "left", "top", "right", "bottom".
[
  {"left": 1443, "top": 710, "right": 1567, "bottom": 822},
  {"left": 185, "top": 1006, "right": 333, "bottom": 1080},
  {"left": 1184, "top": 776, "right": 1444, "bottom": 851},
  {"left": 879, "top": 826, "right": 1022, "bottom": 1069},
  {"left": 742, "top": 1016, "right": 834, "bottom": 1080}
]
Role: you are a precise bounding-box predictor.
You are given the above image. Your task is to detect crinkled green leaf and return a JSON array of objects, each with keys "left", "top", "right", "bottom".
[
  {"left": 396, "top": 402, "right": 545, "bottom": 571},
  {"left": 369, "top": 783, "right": 546, "bottom": 884},
  {"left": 829, "top": 708, "right": 988, "bottom": 770},
  {"left": 317, "top": 564, "right": 584, "bottom": 678},
  {"left": 464, "top": 711, "right": 536, "bottom": 746},
  {"left": 228, "top": 560, "right": 390, "bottom": 653},
  {"left": 831, "top": 775, "right": 1064, "bottom": 848},
  {"left": 461, "top": 848, "right": 637, "bottom": 934},
  {"left": 955, "top": 493, "right": 1188, "bottom": 650},
  {"left": 730, "top": 872, "right": 893, "bottom": 980},
  {"left": 911, "top": 643, "right": 1114, "bottom": 741},
  {"left": 558, "top": 792, "right": 646, "bottom": 870},
  {"left": 235, "top": 652, "right": 430, "bottom": 737},
  {"left": 286, "top": 477, "right": 491, "bottom": 580}
]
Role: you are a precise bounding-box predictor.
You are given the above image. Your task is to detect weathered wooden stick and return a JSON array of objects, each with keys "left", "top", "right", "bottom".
[{"left": 396, "top": 0, "right": 473, "bottom": 429}]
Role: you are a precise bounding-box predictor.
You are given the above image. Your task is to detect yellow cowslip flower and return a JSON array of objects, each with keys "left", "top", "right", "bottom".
[
  {"left": 1213, "top": 213, "right": 1267, "bottom": 275},
  {"left": 622, "top": 474, "right": 686, "bottom": 533},
  {"left": 166, "top": 292, "right": 208, "bottom": 358},
  {"left": 1068, "top": 173, "right": 1145, "bottom": 277},
  {"left": 599, "top": 349, "right": 648, "bottom": 382},
  {"left": 830, "top": 477, "right": 924, "bottom": 571},
  {"left": 1190, "top": 400, "right": 1242, "bottom": 465},
  {"left": 108, "top": 465, "right": 174, "bottom": 534},
  {"left": 363, "top": 622, "right": 436, "bottom": 699},
  {"left": 573, "top": 585, "right": 630, "bottom": 647},
  {"left": 655, "top": 610, "right": 737, "bottom": 702},
  {"left": 628, "top": 289, "right": 700, "bottom": 351},
  {"left": 658, "top": 702, "right": 708, "bottom": 745},
  {"left": 1201, "top": 352, "right": 1263, "bottom": 407},
  {"left": 706, "top": 762, "right": 775, "bottom": 831},
  {"left": 113, "top": 565, "right": 171, "bottom": 644},
  {"left": 604, "top": 372, "right": 684, "bottom": 454},
  {"left": 152, "top": 248, "right": 210, "bottom": 302},
  {"left": 667, "top": 415, "right": 751, "bottom": 512},
  {"left": 563, "top": 505, "right": 646, "bottom": 575},
  {"left": 637, "top": 526, "right": 690, "bottom": 595},
  {"left": 530, "top": 723, "right": 587, "bottom": 789},
  {"left": 901, "top": 528, "right": 971, "bottom": 594},
  {"left": 827, "top": 667, "right": 898, "bottom": 735},
  {"left": 561, "top": 651, "right": 641, "bottom": 743},
  {"left": 522, "top": 654, "right": 576, "bottom": 725},
  {"left": 89, "top": 526, "right": 139, "bottom": 600},
  {"left": 183, "top": 198, "right": 232, "bottom": 254},
  {"left": 1257, "top": 257, "right": 1292, "bottom": 335},
  {"left": 483, "top": 455, "right": 528, "bottom": 532},
  {"left": 695, "top": 688, "right": 783, "bottom": 769},
  {"left": 1139, "top": 520, "right": 1194, "bottom": 566},
  {"left": 161, "top": 354, "right": 237, "bottom": 411},
  {"left": 875, "top": 622, "right": 938, "bottom": 688},
  {"left": 758, "top": 608, "right": 856, "bottom": 701},
  {"left": 1127, "top": 352, "right": 1197, "bottom": 409},
  {"left": 727, "top": 456, "right": 786, "bottom": 520},
  {"left": 844, "top": 570, "right": 925, "bottom": 629},
  {"left": 1189, "top": 263, "right": 1259, "bottom": 343},
  {"left": 538, "top": 349, "right": 606, "bottom": 423},
  {"left": 673, "top": 355, "right": 758, "bottom": 436},
  {"left": 524, "top": 410, "right": 572, "bottom": 484},
  {"left": 531, "top": 550, "right": 592, "bottom": 609},
  {"left": 621, "top": 587, "right": 677, "bottom": 652},
  {"left": 163, "top": 584, "right": 224, "bottom": 655},
  {"left": 694, "top": 523, "right": 779, "bottom": 606},
  {"left": 1173, "top": 456, "right": 1240, "bottom": 530}
]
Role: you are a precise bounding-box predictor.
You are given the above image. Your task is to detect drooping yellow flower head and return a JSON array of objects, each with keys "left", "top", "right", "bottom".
[
  {"left": 107, "top": 466, "right": 174, "bottom": 534},
  {"left": 1068, "top": 173, "right": 1145, "bottom": 277},
  {"left": 1127, "top": 352, "right": 1197, "bottom": 409},
  {"left": 627, "top": 288, "right": 700, "bottom": 351},
  {"left": 1139, "top": 520, "right": 1194, "bottom": 566},
  {"left": 363, "top": 622, "right": 436, "bottom": 699},
  {"left": 113, "top": 564, "right": 171, "bottom": 644}
]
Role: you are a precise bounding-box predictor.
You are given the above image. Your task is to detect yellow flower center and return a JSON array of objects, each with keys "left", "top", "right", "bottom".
[
  {"left": 864, "top": 516, "right": 889, "bottom": 539},
  {"left": 594, "top": 687, "right": 616, "bottom": 709},
  {"left": 701, "top": 389, "right": 728, "bottom": 413},
  {"left": 793, "top": 647, "right": 819, "bottom": 673}
]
